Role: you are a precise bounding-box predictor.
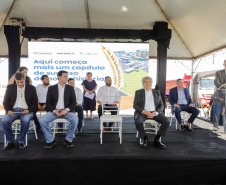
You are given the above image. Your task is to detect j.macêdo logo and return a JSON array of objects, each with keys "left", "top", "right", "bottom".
[{"left": 33, "top": 52, "right": 52, "bottom": 55}]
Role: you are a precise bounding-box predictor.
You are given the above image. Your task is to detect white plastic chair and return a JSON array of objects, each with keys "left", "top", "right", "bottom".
[
  {"left": 4, "top": 119, "right": 38, "bottom": 147},
  {"left": 136, "top": 119, "right": 160, "bottom": 144},
  {"left": 100, "top": 96, "right": 122, "bottom": 144},
  {"left": 169, "top": 111, "right": 192, "bottom": 129}
]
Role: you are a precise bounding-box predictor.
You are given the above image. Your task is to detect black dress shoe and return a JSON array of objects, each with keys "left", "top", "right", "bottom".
[
  {"left": 45, "top": 140, "right": 57, "bottom": 149},
  {"left": 3, "top": 141, "right": 15, "bottom": 150},
  {"left": 141, "top": 137, "right": 148, "bottom": 148},
  {"left": 18, "top": 143, "right": 27, "bottom": 149},
  {"left": 180, "top": 125, "right": 184, "bottom": 131},
  {"left": 63, "top": 139, "right": 74, "bottom": 148},
  {"left": 77, "top": 125, "right": 81, "bottom": 133},
  {"left": 184, "top": 125, "right": 193, "bottom": 131},
  {"left": 153, "top": 140, "right": 166, "bottom": 149}
]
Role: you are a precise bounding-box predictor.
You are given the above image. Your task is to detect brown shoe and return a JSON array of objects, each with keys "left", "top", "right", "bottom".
[{"left": 103, "top": 125, "right": 107, "bottom": 131}]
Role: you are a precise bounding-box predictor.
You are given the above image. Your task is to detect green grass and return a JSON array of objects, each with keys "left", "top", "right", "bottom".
[{"left": 120, "top": 69, "right": 148, "bottom": 96}]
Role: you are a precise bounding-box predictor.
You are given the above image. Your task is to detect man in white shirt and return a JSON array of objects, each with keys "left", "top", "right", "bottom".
[
  {"left": 96, "top": 76, "right": 120, "bottom": 131},
  {"left": 39, "top": 70, "right": 78, "bottom": 149},
  {"left": 2, "top": 72, "right": 38, "bottom": 150},
  {"left": 33, "top": 75, "right": 50, "bottom": 130},
  {"left": 133, "top": 76, "right": 169, "bottom": 149},
  {"left": 68, "top": 78, "right": 84, "bottom": 132}
]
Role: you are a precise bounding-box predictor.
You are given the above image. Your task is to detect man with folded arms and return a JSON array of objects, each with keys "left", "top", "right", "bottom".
[
  {"left": 39, "top": 70, "right": 78, "bottom": 149},
  {"left": 2, "top": 72, "right": 38, "bottom": 150},
  {"left": 133, "top": 76, "right": 169, "bottom": 149}
]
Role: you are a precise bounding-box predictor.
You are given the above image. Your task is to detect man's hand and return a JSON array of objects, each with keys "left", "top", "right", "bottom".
[
  {"left": 75, "top": 103, "right": 79, "bottom": 108},
  {"left": 41, "top": 104, "right": 46, "bottom": 110},
  {"left": 89, "top": 90, "right": 93, "bottom": 94},
  {"left": 147, "top": 112, "right": 156, "bottom": 119},
  {"left": 55, "top": 110, "right": 61, "bottom": 116},
  {"left": 60, "top": 109, "right": 68, "bottom": 116},
  {"left": 174, "top": 104, "right": 180, "bottom": 108},
  {"left": 23, "top": 110, "right": 29, "bottom": 114},
  {"left": 7, "top": 110, "right": 14, "bottom": 117},
  {"left": 38, "top": 104, "right": 42, "bottom": 111},
  {"left": 188, "top": 104, "right": 194, "bottom": 107}
]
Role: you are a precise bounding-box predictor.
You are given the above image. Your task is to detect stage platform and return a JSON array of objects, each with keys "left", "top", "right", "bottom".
[{"left": 0, "top": 116, "right": 226, "bottom": 185}]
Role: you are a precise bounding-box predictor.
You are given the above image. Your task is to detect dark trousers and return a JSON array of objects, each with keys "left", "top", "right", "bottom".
[
  {"left": 174, "top": 105, "right": 200, "bottom": 125},
  {"left": 75, "top": 104, "right": 84, "bottom": 127},
  {"left": 33, "top": 103, "right": 48, "bottom": 129},
  {"left": 98, "top": 105, "right": 118, "bottom": 127},
  {"left": 134, "top": 112, "right": 170, "bottom": 140}
]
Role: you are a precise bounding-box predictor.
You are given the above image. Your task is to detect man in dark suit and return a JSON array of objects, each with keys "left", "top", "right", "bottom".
[
  {"left": 1, "top": 72, "right": 38, "bottom": 150},
  {"left": 168, "top": 78, "right": 200, "bottom": 131},
  {"left": 214, "top": 59, "right": 226, "bottom": 89},
  {"left": 133, "top": 76, "right": 169, "bottom": 149},
  {"left": 39, "top": 70, "right": 78, "bottom": 149}
]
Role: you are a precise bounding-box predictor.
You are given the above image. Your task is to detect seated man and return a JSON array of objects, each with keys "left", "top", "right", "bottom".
[
  {"left": 96, "top": 76, "right": 119, "bottom": 131},
  {"left": 39, "top": 70, "right": 78, "bottom": 149},
  {"left": 1, "top": 72, "right": 38, "bottom": 150},
  {"left": 33, "top": 75, "right": 50, "bottom": 130},
  {"left": 68, "top": 78, "right": 84, "bottom": 132},
  {"left": 133, "top": 76, "right": 169, "bottom": 149},
  {"left": 168, "top": 78, "right": 200, "bottom": 131}
]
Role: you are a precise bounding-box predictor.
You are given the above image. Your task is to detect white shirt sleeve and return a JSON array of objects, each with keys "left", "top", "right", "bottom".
[
  {"left": 76, "top": 88, "right": 83, "bottom": 105},
  {"left": 96, "top": 87, "right": 102, "bottom": 102}
]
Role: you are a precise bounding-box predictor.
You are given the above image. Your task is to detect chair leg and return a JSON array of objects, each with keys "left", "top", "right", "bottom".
[
  {"left": 4, "top": 134, "right": 6, "bottom": 147},
  {"left": 32, "top": 121, "right": 38, "bottom": 139},
  {"left": 120, "top": 122, "right": 122, "bottom": 144},
  {"left": 170, "top": 115, "right": 173, "bottom": 126},
  {"left": 136, "top": 131, "right": 139, "bottom": 138},
  {"left": 100, "top": 121, "right": 103, "bottom": 144},
  {"left": 25, "top": 134, "right": 28, "bottom": 146}
]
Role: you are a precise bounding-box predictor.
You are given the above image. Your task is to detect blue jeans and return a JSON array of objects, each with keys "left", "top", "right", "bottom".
[
  {"left": 1, "top": 108, "right": 33, "bottom": 144},
  {"left": 39, "top": 110, "right": 78, "bottom": 143},
  {"left": 174, "top": 105, "right": 200, "bottom": 124}
]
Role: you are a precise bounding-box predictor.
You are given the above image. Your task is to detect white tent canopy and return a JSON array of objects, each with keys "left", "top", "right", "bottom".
[{"left": 1, "top": 0, "right": 226, "bottom": 59}]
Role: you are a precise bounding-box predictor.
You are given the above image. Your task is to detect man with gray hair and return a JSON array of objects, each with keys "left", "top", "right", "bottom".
[
  {"left": 133, "top": 76, "right": 169, "bottom": 149},
  {"left": 2, "top": 71, "right": 38, "bottom": 150},
  {"left": 214, "top": 59, "right": 226, "bottom": 89}
]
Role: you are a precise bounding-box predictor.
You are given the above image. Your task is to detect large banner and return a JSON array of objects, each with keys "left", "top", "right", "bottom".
[{"left": 28, "top": 42, "right": 149, "bottom": 96}]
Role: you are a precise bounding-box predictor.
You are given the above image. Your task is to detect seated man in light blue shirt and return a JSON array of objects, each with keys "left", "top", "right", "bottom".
[{"left": 168, "top": 78, "right": 200, "bottom": 131}]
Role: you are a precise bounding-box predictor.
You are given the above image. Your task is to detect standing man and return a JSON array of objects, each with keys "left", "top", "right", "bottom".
[
  {"left": 1, "top": 72, "right": 38, "bottom": 149},
  {"left": 168, "top": 78, "right": 200, "bottom": 131},
  {"left": 133, "top": 76, "right": 169, "bottom": 149},
  {"left": 39, "top": 70, "right": 78, "bottom": 149},
  {"left": 33, "top": 75, "right": 50, "bottom": 130},
  {"left": 214, "top": 59, "right": 226, "bottom": 89},
  {"left": 68, "top": 78, "right": 84, "bottom": 132},
  {"left": 96, "top": 76, "right": 120, "bottom": 131}
]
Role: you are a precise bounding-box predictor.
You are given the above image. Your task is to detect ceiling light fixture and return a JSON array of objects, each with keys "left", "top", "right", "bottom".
[{"left": 121, "top": 6, "right": 128, "bottom": 12}]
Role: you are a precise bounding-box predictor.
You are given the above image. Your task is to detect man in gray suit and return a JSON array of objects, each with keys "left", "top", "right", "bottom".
[
  {"left": 214, "top": 59, "right": 226, "bottom": 89},
  {"left": 133, "top": 76, "right": 169, "bottom": 149}
]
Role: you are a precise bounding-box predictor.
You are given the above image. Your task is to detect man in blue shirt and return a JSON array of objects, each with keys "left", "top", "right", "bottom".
[{"left": 168, "top": 78, "right": 200, "bottom": 131}]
